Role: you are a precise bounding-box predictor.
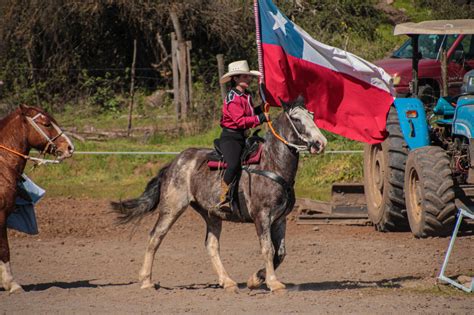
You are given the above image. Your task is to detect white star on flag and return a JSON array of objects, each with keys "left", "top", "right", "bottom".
[{"left": 270, "top": 10, "right": 287, "bottom": 35}]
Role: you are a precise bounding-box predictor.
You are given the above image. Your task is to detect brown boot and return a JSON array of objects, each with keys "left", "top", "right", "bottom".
[{"left": 217, "top": 180, "right": 232, "bottom": 212}]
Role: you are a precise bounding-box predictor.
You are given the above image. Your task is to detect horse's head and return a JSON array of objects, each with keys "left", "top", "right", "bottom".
[
  {"left": 280, "top": 96, "right": 327, "bottom": 154},
  {"left": 19, "top": 104, "right": 74, "bottom": 160}
]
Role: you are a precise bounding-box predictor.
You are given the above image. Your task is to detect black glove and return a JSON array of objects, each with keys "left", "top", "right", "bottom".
[
  {"left": 254, "top": 104, "right": 264, "bottom": 115},
  {"left": 258, "top": 112, "right": 270, "bottom": 123}
]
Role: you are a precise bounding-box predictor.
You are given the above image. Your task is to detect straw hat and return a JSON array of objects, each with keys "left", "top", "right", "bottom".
[{"left": 219, "top": 60, "right": 261, "bottom": 84}]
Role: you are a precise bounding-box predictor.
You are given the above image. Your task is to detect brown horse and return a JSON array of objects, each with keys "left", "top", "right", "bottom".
[
  {"left": 0, "top": 104, "right": 74, "bottom": 293},
  {"left": 112, "top": 97, "right": 327, "bottom": 292}
]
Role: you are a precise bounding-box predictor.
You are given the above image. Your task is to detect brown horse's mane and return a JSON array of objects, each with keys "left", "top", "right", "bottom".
[
  {"left": 0, "top": 108, "right": 19, "bottom": 133},
  {"left": 0, "top": 106, "right": 57, "bottom": 133}
]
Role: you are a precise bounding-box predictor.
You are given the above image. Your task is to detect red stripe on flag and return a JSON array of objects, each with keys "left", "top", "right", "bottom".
[{"left": 262, "top": 43, "right": 393, "bottom": 144}]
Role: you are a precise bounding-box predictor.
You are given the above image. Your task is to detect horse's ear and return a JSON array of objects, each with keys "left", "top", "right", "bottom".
[
  {"left": 278, "top": 97, "right": 291, "bottom": 112},
  {"left": 295, "top": 95, "right": 305, "bottom": 108},
  {"left": 19, "top": 104, "right": 29, "bottom": 115}
]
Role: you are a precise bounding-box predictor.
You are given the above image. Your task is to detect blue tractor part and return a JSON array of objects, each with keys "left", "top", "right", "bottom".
[
  {"left": 392, "top": 98, "right": 430, "bottom": 150},
  {"left": 453, "top": 97, "right": 474, "bottom": 139},
  {"left": 364, "top": 62, "right": 474, "bottom": 237},
  {"left": 401, "top": 72, "right": 474, "bottom": 237},
  {"left": 364, "top": 21, "right": 474, "bottom": 237}
]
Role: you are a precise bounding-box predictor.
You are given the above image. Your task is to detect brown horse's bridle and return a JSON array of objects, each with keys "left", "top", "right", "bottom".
[
  {"left": 25, "top": 113, "right": 66, "bottom": 156},
  {"left": 0, "top": 112, "right": 69, "bottom": 165}
]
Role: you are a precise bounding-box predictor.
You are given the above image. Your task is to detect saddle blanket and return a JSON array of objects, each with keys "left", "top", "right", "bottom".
[
  {"left": 207, "top": 143, "right": 264, "bottom": 169},
  {"left": 7, "top": 174, "right": 45, "bottom": 235}
]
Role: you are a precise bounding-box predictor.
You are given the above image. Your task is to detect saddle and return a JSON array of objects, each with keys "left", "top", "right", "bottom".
[{"left": 207, "top": 131, "right": 265, "bottom": 169}]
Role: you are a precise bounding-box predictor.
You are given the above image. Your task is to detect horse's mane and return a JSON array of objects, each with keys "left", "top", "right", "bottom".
[
  {"left": 0, "top": 108, "right": 20, "bottom": 133},
  {"left": 0, "top": 106, "right": 57, "bottom": 133}
]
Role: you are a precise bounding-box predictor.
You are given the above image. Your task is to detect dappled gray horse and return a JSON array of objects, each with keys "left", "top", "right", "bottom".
[{"left": 112, "top": 97, "right": 327, "bottom": 292}]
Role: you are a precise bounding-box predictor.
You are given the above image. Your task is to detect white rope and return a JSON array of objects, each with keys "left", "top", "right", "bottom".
[
  {"left": 28, "top": 156, "right": 60, "bottom": 165},
  {"left": 40, "top": 150, "right": 363, "bottom": 155}
]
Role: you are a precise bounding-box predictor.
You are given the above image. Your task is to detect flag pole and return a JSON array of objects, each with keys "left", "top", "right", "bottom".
[{"left": 254, "top": 0, "right": 267, "bottom": 104}]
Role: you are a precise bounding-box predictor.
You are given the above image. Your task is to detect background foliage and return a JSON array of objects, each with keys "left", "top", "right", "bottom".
[
  {"left": 0, "top": 1, "right": 403, "bottom": 108},
  {"left": 1, "top": 0, "right": 471, "bottom": 111}
]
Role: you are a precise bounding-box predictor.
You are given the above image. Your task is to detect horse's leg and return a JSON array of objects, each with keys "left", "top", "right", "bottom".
[
  {"left": 0, "top": 209, "right": 22, "bottom": 293},
  {"left": 248, "top": 217, "right": 286, "bottom": 290},
  {"left": 138, "top": 200, "right": 188, "bottom": 289},
  {"left": 198, "top": 213, "right": 237, "bottom": 291},
  {"left": 254, "top": 216, "right": 286, "bottom": 291}
]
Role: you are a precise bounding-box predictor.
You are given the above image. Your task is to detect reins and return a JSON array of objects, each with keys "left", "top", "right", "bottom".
[
  {"left": 0, "top": 144, "right": 29, "bottom": 159},
  {"left": 0, "top": 144, "right": 60, "bottom": 165},
  {"left": 263, "top": 102, "right": 308, "bottom": 152}
]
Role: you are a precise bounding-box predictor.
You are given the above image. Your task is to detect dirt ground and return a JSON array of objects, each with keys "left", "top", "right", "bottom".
[{"left": 1, "top": 197, "right": 473, "bottom": 314}]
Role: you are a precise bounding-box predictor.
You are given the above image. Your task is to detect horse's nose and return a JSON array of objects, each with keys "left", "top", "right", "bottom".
[
  {"left": 309, "top": 141, "right": 321, "bottom": 154},
  {"left": 68, "top": 144, "right": 74, "bottom": 154}
]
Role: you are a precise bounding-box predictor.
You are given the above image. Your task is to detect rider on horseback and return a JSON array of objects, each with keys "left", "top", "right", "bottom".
[{"left": 217, "top": 60, "right": 270, "bottom": 211}]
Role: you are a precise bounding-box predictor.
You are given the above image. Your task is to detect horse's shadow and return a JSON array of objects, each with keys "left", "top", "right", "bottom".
[
  {"left": 167, "top": 275, "right": 421, "bottom": 292},
  {"left": 284, "top": 275, "right": 420, "bottom": 292},
  {"left": 0, "top": 280, "right": 135, "bottom": 292},
  {"left": 1, "top": 275, "right": 421, "bottom": 293}
]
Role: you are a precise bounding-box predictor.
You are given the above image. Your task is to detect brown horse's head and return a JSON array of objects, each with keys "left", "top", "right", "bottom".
[{"left": 19, "top": 104, "right": 74, "bottom": 160}]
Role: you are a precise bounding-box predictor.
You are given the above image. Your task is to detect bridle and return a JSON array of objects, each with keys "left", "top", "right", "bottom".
[
  {"left": 25, "top": 113, "right": 66, "bottom": 156},
  {"left": 264, "top": 103, "right": 313, "bottom": 152},
  {"left": 0, "top": 111, "right": 71, "bottom": 165}
]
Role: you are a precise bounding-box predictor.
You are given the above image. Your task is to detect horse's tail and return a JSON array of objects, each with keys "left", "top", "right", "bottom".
[{"left": 111, "top": 164, "right": 170, "bottom": 224}]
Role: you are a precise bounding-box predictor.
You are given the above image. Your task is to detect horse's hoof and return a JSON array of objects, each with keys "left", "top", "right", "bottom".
[
  {"left": 224, "top": 285, "right": 238, "bottom": 293},
  {"left": 222, "top": 278, "right": 238, "bottom": 292},
  {"left": 8, "top": 282, "right": 23, "bottom": 294},
  {"left": 247, "top": 273, "right": 264, "bottom": 290},
  {"left": 140, "top": 280, "right": 155, "bottom": 290},
  {"left": 272, "top": 287, "right": 287, "bottom": 294},
  {"left": 267, "top": 280, "right": 286, "bottom": 292}
]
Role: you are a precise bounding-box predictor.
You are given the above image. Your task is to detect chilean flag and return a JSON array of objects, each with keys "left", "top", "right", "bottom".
[{"left": 255, "top": 0, "right": 395, "bottom": 144}]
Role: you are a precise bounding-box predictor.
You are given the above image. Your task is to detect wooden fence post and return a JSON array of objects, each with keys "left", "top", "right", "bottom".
[
  {"left": 127, "top": 39, "right": 137, "bottom": 137},
  {"left": 178, "top": 41, "right": 188, "bottom": 119},
  {"left": 186, "top": 41, "right": 193, "bottom": 110},
  {"left": 171, "top": 32, "right": 180, "bottom": 119},
  {"left": 217, "top": 54, "right": 226, "bottom": 102}
]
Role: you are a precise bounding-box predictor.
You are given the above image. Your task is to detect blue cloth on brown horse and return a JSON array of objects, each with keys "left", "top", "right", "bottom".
[{"left": 7, "top": 174, "right": 45, "bottom": 235}]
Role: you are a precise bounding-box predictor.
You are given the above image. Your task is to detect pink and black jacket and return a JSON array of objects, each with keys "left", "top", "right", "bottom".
[{"left": 220, "top": 89, "right": 264, "bottom": 130}]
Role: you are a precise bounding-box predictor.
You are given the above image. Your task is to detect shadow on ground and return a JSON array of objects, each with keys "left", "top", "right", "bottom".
[
  {"left": 155, "top": 275, "right": 422, "bottom": 292},
  {"left": 6, "top": 280, "right": 137, "bottom": 292}
]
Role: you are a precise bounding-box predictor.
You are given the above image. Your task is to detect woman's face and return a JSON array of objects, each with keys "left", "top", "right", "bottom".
[{"left": 234, "top": 74, "right": 253, "bottom": 90}]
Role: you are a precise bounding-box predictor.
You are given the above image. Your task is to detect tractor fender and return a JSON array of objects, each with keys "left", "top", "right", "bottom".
[
  {"left": 453, "top": 100, "right": 474, "bottom": 139},
  {"left": 393, "top": 98, "right": 430, "bottom": 150}
]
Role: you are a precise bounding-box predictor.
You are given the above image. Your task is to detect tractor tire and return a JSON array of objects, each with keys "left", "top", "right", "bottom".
[
  {"left": 404, "top": 146, "right": 456, "bottom": 237},
  {"left": 364, "top": 106, "right": 409, "bottom": 231}
]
